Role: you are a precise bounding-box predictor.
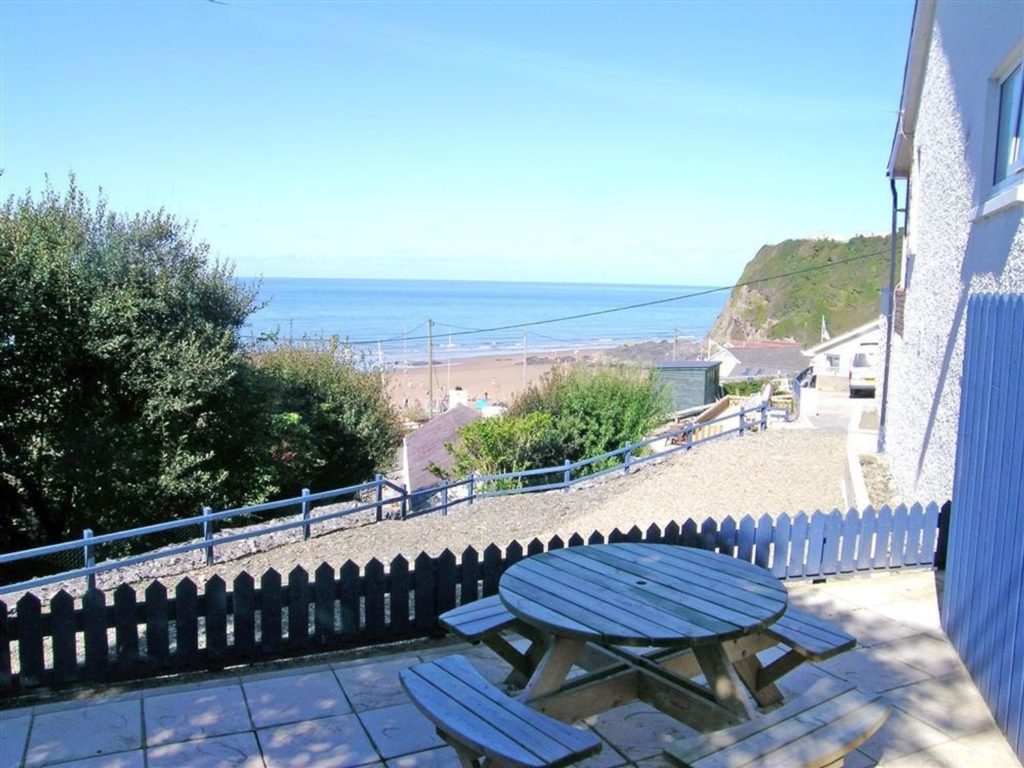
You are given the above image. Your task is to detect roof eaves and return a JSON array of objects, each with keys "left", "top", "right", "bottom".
[
  {"left": 889, "top": 0, "right": 938, "bottom": 178},
  {"left": 805, "top": 319, "right": 883, "bottom": 355}
]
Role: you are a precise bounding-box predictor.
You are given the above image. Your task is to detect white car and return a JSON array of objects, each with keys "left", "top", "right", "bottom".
[{"left": 849, "top": 351, "right": 877, "bottom": 397}]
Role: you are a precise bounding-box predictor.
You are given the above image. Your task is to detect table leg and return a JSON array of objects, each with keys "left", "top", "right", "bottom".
[
  {"left": 520, "top": 637, "right": 586, "bottom": 703},
  {"left": 693, "top": 643, "right": 758, "bottom": 720}
]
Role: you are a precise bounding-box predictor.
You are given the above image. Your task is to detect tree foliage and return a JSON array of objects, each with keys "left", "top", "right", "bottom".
[
  {"left": 450, "top": 365, "right": 669, "bottom": 485},
  {"left": 0, "top": 181, "right": 400, "bottom": 552},
  {"left": 250, "top": 344, "right": 402, "bottom": 496}
]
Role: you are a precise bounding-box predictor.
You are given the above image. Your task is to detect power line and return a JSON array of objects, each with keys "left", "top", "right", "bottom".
[{"left": 346, "top": 248, "right": 890, "bottom": 346}]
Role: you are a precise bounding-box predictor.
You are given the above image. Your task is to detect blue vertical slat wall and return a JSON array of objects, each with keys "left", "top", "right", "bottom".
[{"left": 945, "top": 294, "right": 1024, "bottom": 759}]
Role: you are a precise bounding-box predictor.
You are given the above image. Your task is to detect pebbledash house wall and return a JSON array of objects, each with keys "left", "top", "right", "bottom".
[{"left": 884, "top": 0, "right": 1024, "bottom": 503}]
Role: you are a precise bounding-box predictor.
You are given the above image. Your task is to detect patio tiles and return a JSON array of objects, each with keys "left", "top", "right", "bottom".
[
  {"left": 958, "top": 729, "right": 1024, "bottom": 766},
  {"left": 356, "top": 702, "right": 446, "bottom": 759},
  {"left": 147, "top": 732, "right": 264, "bottom": 767},
  {"left": 882, "top": 670, "right": 1000, "bottom": 739},
  {"left": 834, "top": 607, "right": 936, "bottom": 647},
  {"left": 0, "top": 715, "right": 31, "bottom": 768},
  {"left": 817, "top": 645, "right": 933, "bottom": 693},
  {"left": 850, "top": 706, "right": 952, "bottom": 764},
  {"left": 144, "top": 683, "right": 252, "bottom": 746},
  {"left": 585, "top": 701, "right": 699, "bottom": 762},
  {"left": 257, "top": 712, "right": 379, "bottom": 768},
  {"left": 24, "top": 699, "right": 141, "bottom": 767},
  {"left": 49, "top": 751, "right": 144, "bottom": 768},
  {"left": 384, "top": 745, "right": 460, "bottom": 767},
  {"left": 333, "top": 657, "right": 415, "bottom": 712},
  {"left": 1, "top": 569, "right": 1020, "bottom": 768},
  {"left": 872, "top": 633, "right": 967, "bottom": 678},
  {"left": 243, "top": 670, "right": 352, "bottom": 729}
]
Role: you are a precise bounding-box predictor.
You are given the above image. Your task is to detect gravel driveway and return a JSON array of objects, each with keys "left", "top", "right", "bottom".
[{"left": 5, "top": 426, "right": 849, "bottom": 604}]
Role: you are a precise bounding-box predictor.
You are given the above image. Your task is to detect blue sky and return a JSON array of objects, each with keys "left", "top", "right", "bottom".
[{"left": 1, "top": 1, "right": 912, "bottom": 285}]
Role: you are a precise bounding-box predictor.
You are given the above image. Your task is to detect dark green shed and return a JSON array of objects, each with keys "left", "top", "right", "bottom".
[{"left": 654, "top": 361, "right": 721, "bottom": 412}]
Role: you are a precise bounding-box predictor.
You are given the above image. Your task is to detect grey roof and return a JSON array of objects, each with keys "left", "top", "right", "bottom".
[
  {"left": 405, "top": 404, "right": 481, "bottom": 492},
  {"left": 655, "top": 361, "right": 721, "bottom": 370},
  {"left": 724, "top": 344, "right": 810, "bottom": 379}
]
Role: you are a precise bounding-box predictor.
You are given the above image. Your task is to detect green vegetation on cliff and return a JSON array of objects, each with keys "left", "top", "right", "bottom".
[{"left": 710, "top": 235, "right": 895, "bottom": 346}]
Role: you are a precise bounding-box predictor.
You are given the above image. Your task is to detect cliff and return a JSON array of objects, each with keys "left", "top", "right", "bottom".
[{"left": 710, "top": 235, "right": 894, "bottom": 346}]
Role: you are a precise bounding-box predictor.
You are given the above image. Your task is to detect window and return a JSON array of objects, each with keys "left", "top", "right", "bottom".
[{"left": 994, "top": 60, "right": 1023, "bottom": 186}]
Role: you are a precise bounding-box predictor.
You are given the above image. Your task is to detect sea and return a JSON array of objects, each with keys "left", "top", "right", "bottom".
[{"left": 239, "top": 277, "right": 727, "bottom": 364}]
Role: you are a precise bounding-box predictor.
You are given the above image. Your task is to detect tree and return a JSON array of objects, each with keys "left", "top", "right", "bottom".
[
  {"left": 249, "top": 343, "right": 403, "bottom": 496},
  {"left": 0, "top": 180, "right": 258, "bottom": 549},
  {"left": 1, "top": 180, "right": 405, "bottom": 557}
]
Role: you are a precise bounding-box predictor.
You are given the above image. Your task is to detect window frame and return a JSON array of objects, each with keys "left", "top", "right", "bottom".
[
  {"left": 977, "top": 42, "right": 1024, "bottom": 219},
  {"left": 993, "top": 59, "right": 1024, "bottom": 188}
]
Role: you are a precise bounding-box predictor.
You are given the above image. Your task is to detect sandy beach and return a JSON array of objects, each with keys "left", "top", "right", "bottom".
[
  {"left": 384, "top": 338, "right": 703, "bottom": 415},
  {"left": 385, "top": 349, "right": 603, "bottom": 414}
]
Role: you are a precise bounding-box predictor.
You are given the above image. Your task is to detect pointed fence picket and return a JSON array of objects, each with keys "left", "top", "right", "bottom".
[{"left": 0, "top": 501, "right": 949, "bottom": 695}]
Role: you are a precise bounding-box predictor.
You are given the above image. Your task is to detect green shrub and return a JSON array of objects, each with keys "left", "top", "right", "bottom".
[
  {"left": 512, "top": 365, "right": 669, "bottom": 468},
  {"left": 722, "top": 378, "right": 769, "bottom": 397},
  {"left": 0, "top": 181, "right": 401, "bottom": 553},
  {"left": 448, "top": 412, "right": 562, "bottom": 489},
  {"left": 451, "top": 365, "right": 669, "bottom": 483},
  {"left": 249, "top": 344, "right": 402, "bottom": 495}
]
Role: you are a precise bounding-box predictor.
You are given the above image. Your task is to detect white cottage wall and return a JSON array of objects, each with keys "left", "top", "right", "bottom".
[{"left": 885, "top": 3, "right": 1024, "bottom": 502}]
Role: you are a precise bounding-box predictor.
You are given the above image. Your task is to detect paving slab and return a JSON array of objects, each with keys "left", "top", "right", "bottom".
[
  {"left": 257, "top": 712, "right": 379, "bottom": 768},
  {"left": 333, "top": 657, "right": 413, "bottom": 712},
  {"left": 882, "top": 669, "right": 1000, "bottom": 739},
  {"left": 357, "top": 702, "right": 445, "bottom": 759},
  {"left": 585, "top": 701, "right": 698, "bottom": 763},
  {"left": 244, "top": 670, "right": 352, "bottom": 729},
  {"left": 25, "top": 700, "right": 141, "bottom": 767},
  {"left": 145, "top": 684, "right": 252, "bottom": 746},
  {"left": 0, "top": 715, "right": 31, "bottom": 768},
  {"left": 147, "top": 732, "right": 264, "bottom": 768},
  {"left": 52, "top": 751, "right": 145, "bottom": 768}
]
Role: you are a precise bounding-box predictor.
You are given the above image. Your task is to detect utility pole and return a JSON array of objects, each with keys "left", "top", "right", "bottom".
[
  {"left": 427, "top": 319, "right": 434, "bottom": 418},
  {"left": 523, "top": 330, "right": 528, "bottom": 388},
  {"left": 673, "top": 327, "right": 679, "bottom": 361}
]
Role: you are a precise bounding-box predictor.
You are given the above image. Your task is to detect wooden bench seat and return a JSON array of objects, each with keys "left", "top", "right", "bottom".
[
  {"left": 442, "top": 593, "right": 858, "bottom": 704},
  {"left": 400, "top": 655, "right": 602, "bottom": 768},
  {"left": 766, "top": 607, "right": 857, "bottom": 661},
  {"left": 442, "top": 594, "right": 518, "bottom": 640},
  {"left": 440, "top": 596, "right": 547, "bottom": 684},
  {"left": 664, "top": 680, "right": 890, "bottom": 768},
  {"left": 734, "top": 606, "right": 857, "bottom": 707}
]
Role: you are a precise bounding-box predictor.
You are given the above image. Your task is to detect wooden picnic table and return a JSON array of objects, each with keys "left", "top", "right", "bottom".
[{"left": 499, "top": 543, "right": 789, "bottom": 730}]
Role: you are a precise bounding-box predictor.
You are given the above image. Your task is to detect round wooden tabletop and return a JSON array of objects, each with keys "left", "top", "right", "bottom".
[{"left": 499, "top": 543, "right": 788, "bottom": 647}]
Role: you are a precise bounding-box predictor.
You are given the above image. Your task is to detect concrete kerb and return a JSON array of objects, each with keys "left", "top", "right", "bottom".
[{"left": 844, "top": 401, "right": 875, "bottom": 510}]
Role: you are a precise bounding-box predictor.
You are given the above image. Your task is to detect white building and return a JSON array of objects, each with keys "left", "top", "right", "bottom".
[
  {"left": 881, "top": 0, "right": 1024, "bottom": 502},
  {"left": 805, "top": 319, "right": 882, "bottom": 392}
]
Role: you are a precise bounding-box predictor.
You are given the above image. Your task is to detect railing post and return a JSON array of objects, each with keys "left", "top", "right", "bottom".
[
  {"left": 83, "top": 529, "right": 96, "bottom": 592},
  {"left": 739, "top": 407, "right": 746, "bottom": 437},
  {"left": 400, "top": 484, "right": 408, "bottom": 519},
  {"left": 685, "top": 424, "right": 693, "bottom": 450},
  {"left": 301, "top": 488, "right": 311, "bottom": 540},
  {"left": 563, "top": 459, "right": 571, "bottom": 492},
  {"left": 203, "top": 506, "right": 214, "bottom": 566},
  {"left": 624, "top": 441, "right": 633, "bottom": 475},
  {"left": 375, "top": 474, "right": 384, "bottom": 522},
  {"left": 441, "top": 483, "right": 449, "bottom": 515},
  {"left": 467, "top": 473, "right": 475, "bottom": 506},
  {"left": 760, "top": 402, "right": 768, "bottom": 431}
]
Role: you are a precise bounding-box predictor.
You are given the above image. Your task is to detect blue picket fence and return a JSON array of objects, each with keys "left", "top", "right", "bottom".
[{"left": 945, "top": 293, "right": 1024, "bottom": 759}]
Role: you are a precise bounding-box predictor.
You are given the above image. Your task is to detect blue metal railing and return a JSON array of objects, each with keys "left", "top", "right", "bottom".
[{"left": 1, "top": 399, "right": 790, "bottom": 595}]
